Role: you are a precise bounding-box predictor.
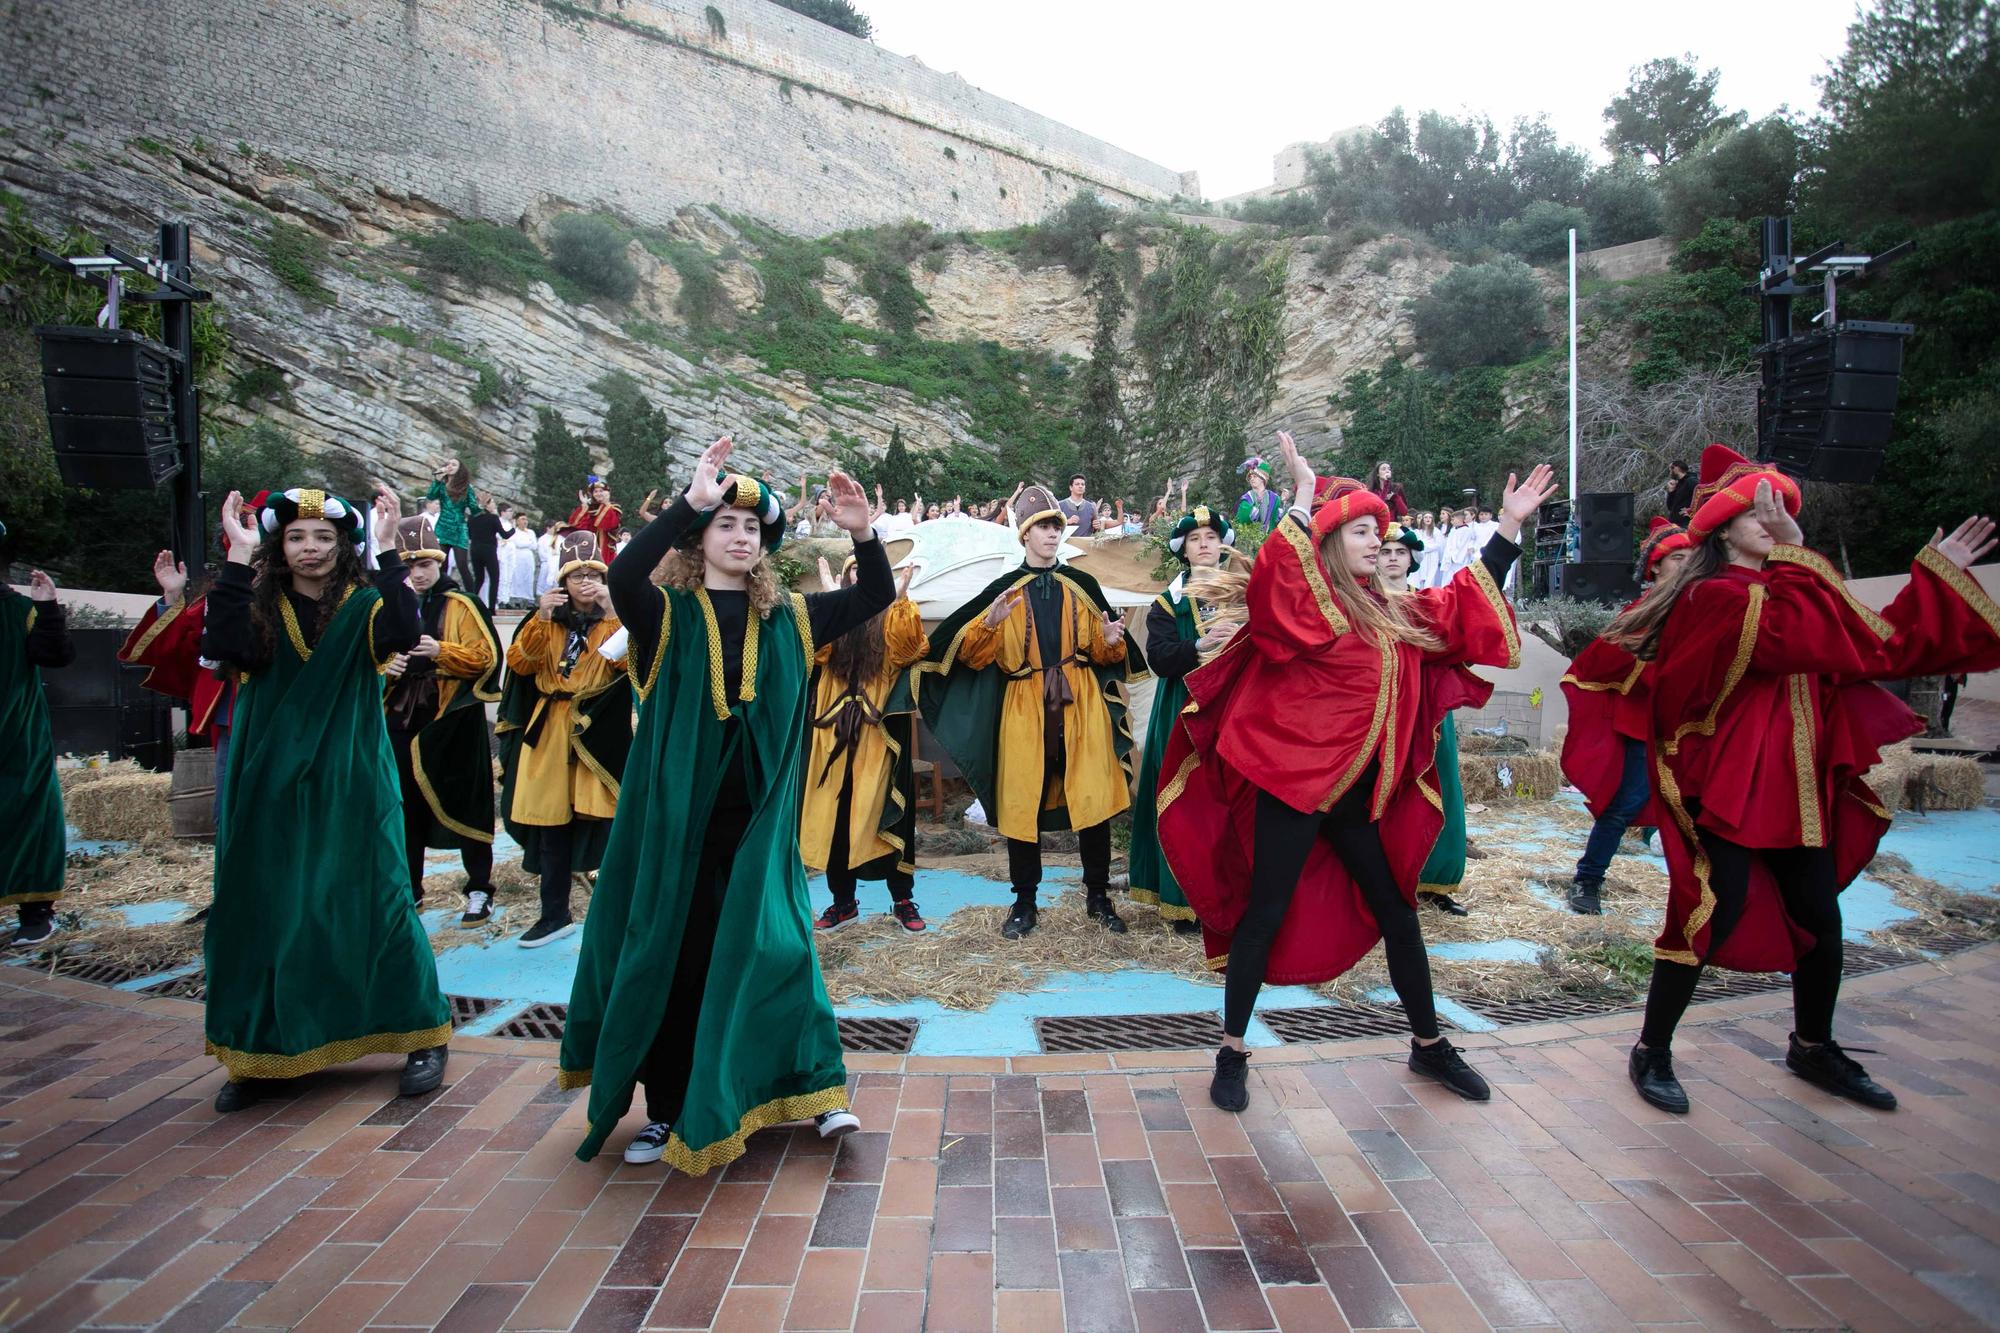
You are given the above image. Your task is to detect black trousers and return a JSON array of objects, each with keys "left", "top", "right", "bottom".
[
  {"left": 449, "top": 544, "right": 477, "bottom": 592},
  {"left": 1005, "top": 739, "right": 1112, "bottom": 897},
  {"left": 468, "top": 545, "right": 501, "bottom": 612},
  {"left": 532, "top": 818, "right": 603, "bottom": 923},
  {"left": 1224, "top": 766, "right": 1439, "bottom": 1041},
  {"left": 640, "top": 748, "right": 753, "bottom": 1126},
  {"left": 1641, "top": 831, "right": 1842, "bottom": 1048},
  {"left": 825, "top": 717, "right": 918, "bottom": 906},
  {"left": 391, "top": 728, "right": 493, "bottom": 904}
]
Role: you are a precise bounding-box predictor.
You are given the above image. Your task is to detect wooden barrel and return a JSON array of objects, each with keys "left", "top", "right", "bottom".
[{"left": 168, "top": 747, "right": 217, "bottom": 840}]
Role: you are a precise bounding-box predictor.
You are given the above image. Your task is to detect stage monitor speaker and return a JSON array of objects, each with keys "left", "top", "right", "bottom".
[
  {"left": 1557, "top": 561, "right": 1637, "bottom": 606},
  {"left": 1574, "top": 492, "right": 1634, "bottom": 563}
]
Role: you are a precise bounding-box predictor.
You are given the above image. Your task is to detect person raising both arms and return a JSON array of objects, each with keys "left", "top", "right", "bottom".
[{"left": 1, "top": 533, "right": 74, "bottom": 948}]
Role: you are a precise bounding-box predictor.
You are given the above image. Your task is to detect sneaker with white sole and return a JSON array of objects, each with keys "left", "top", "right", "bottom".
[
  {"left": 815, "top": 1109, "right": 860, "bottom": 1139},
  {"left": 10, "top": 916, "right": 56, "bottom": 947},
  {"left": 460, "top": 889, "right": 493, "bottom": 925},
  {"left": 623, "top": 1120, "right": 672, "bottom": 1164},
  {"left": 518, "top": 917, "right": 575, "bottom": 948}
]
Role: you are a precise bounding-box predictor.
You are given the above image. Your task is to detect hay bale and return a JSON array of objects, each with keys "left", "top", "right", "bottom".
[
  {"left": 65, "top": 772, "right": 173, "bottom": 842},
  {"left": 1862, "top": 741, "right": 1985, "bottom": 814},
  {"left": 1459, "top": 751, "right": 1560, "bottom": 803},
  {"left": 58, "top": 759, "right": 145, "bottom": 797},
  {"left": 1863, "top": 742, "right": 1915, "bottom": 814}
]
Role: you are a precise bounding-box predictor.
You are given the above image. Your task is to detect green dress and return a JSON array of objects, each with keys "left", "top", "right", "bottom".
[
  {"left": 204, "top": 587, "right": 451, "bottom": 1079},
  {"left": 1417, "top": 713, "right": 1467, "bottom": 892},
  {"left": 559, "top": 587, "right": 848, "bottom": 1170},
  {"left": 0, "top": 593, "right": 65, "bottom": 909},
  {"left": 424, "top": 480, "right": 478, "bottom": 550},
  {"left": 1129, "top": 579, "right": 1200, "bottom": 922}
]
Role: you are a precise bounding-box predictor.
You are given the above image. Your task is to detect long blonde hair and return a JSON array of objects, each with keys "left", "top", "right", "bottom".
[
  {"left": 660, "top": 549, "right": 786, "bottom": 618},
  {"left": 1188, "top": 532, "right": 1442, "bottom": 658}
]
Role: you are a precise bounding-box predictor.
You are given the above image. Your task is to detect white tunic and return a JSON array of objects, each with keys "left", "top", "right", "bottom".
[{"left": 500, "top": 527, "right": 540, "bottom": 603}]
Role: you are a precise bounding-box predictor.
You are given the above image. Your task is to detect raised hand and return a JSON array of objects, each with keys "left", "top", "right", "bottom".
[
  {"left": 371, "top": 484, "right": 403, "bottom": 550},
  {"left": 1276, "top": 430, "right": 1314, "bottom": 500},
  {"left": 825, "top": 469, "right": 873, "bottom": 536},
  {"left": 1495, "top": 463, "right": 1560, "bottom": 543},
  {"left": 220, "top": 490, "right": 259, "bottom": 561},
  {"left": 1751, "top": 478, "right": 1803, "bottom": 547},
  {"left": 152, "top": 549, "right": 188, "bottom": 602},
  {"left": 1102, "top": 611, "right": 1125, "bottom": 647},
  {"left": 536, "top": 589, "right": 568, "bottom": 621},
  {"left": 687, "top": 436, "right": 734, "bottom": 510},
  {"left": 1930, "top": 515, "right": 1997, "bottom": 570},
  {"left": 816, "top": 556, "right": 839, "bottom": 594},
  {"left": 895, "top": 563, "right": 915, "bottom": 597},
  {"left": 984, "top": 588, "right": 1024, "bottom": 628},
  {"left": 27, "top": 570, "right": 57, "bottom": 603}
]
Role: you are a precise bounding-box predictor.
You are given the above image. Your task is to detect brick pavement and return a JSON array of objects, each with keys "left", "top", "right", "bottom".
[{"left": 1, "top": 949, "right": 1998, "bottom": 1330}]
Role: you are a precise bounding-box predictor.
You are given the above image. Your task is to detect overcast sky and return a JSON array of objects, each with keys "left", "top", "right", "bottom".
[{"left": 859, "top": 0, "right": 1859, "bottom": 199}]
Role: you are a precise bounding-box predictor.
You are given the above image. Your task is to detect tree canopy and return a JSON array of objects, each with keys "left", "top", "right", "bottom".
[{"left": 1603, "top": 54, "right": 1746, "bottom": 166}]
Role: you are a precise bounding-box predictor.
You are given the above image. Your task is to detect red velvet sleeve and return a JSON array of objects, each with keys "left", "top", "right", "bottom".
[
  {"left": 1247, "top": 514, "right": 1346, "bottom": 663},
  {"left": 1872, "top": 548, "right": 2000, "bottom": 677},
  {"left": 117, "top": 596, "right": 204, "bottom": 700},
  {"left": 1742, "top": 546, "right": 1901, "bottom": 678},
  {"left": 1411, "top": 560, "right": 1520, "bottom": 669}
]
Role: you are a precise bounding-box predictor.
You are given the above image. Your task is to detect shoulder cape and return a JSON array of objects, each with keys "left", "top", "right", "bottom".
[
  {"left": 408, "top": 589, "right": 503, "bottom": 849},
  {"left": 495, "top": 617, "right": 634, "bottom": 875}
]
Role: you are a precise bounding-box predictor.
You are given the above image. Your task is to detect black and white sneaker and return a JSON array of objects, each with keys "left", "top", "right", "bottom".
[
  {"left": 1408, "top": 1037, "right": 1491, "bottom": 1101},
  {"left": 460, "top": 889, "right": 493, "bottom": 925},
  {"left": 1001, "top": 900, "right": 1038, "bottom": 940},
  {"left": 1085, "top": 893, "right": 1128, "bottom": 933},
  {"left": 518, "top": 917, "right": 576, "bottom": 949},
  {"left": 816, "top": 1109, "right": 860, "bottom": 1139},
  {"left": 9, "top": 916, "right": 56, "bottom": 947},
  {"left": 1566, "top": 879, "right": 1602, "bottom": 915},
  {"left": 1786, "top": 1035, "right": 1897, "bottom": 1111},
  {"left": 623, "top": 1120, "right": 672, "bottom": 1164}
]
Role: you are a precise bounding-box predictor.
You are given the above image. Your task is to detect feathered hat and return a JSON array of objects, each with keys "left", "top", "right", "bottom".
[
  {"left": 1167, "top": 506, "right": 1235, "bottom": 559},
  {"left": 1011, "top": 484, "right": 1064, "bottom": 537},
  {"left": 678, "top": 474, "right": 787, "bottom": 553},
  {"left": 1686, "top": 443, "right": 1801, "bottom": 545},
  {"left": 1385, "top": 520, "right": 1425, "bottom": 553},
  {"left": 257, "top": 488, "right": 366, "bottom": 548},
  {"left": 395, "top": 514, "right": 446, "bottom": 565},
  {"left": 554, "top": 529, "right": 609, "bottom": 583},
  {"left": 1308, "top": 477, "right": 1392, "bottom": 544},
  {"left": 1639, "top": 515, "right": 1691, "bottom": 575},
  {"left": 1239, "top": 456, "right": 1271, "bottom": 480}
]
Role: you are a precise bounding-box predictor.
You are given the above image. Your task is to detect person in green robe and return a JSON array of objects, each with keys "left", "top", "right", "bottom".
[
  {"left": 201, "top": 487, "right": 452, "bottom": 1113},
  {"left": 561, "top": 436, "right": 893, "bottom": 1172},
  {"left": 1377, "top": 523, "right": 1473, "bottom": 916},
  {"left": 1130, "top": 506, "right": 1242, "bottom": 934},
  {"left": 1, "top": 522, "right": 73, "bottom": 949}
]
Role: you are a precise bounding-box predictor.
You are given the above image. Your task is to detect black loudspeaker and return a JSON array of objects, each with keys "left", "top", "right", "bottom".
[
  {"left": 1757, "top": 320, "right": 1912, "bottom": 486},
  {"left": 42, "top": 627, "right": 177, "bottom": 769},
  {"left": 1574, "top": 492, "right": 1634, "bottom": 563},
  {"left": 1557, "top": 561, "right": 1638, "bottom": 605},
  {"left": 36, "top": 326, "right": 184, "bottom": 490}
]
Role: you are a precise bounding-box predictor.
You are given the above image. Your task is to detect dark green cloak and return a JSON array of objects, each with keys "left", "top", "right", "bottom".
[
  {"left": 1418, "top": 713, "right": 1467, "bottom": 892},
  {"left": 560, "top": 587, "right": 847, "bottom": 1170},
  {"left": 205, "top": 587, "right": 451, "bottom": 1079},
  {"left": 494, "top": 620, "right": 633, "bottom": 875},
  {"left": 0, "top": 593, "right": 64, "bottom": 909},
  {"left": 406, "top": 588, "right": 503, "bottom": 850},
  {"left": 916, "top": 562, "right": 1149, "bottom": 834},
  {"left": 1129, "top": 586, "right": 1197, "bottom": 922}
]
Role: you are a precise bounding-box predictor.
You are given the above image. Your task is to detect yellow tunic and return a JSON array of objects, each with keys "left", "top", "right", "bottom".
[
  {"left": 429, "top": 594, "right": 497, "bottom": 714},
  {"left": 504, "top": 614, "right": 624, "bottom": 825},
  {"left": 957, "top": 577, "right": 1131, "bottom": 842},
  {"left": 800, "top": 600, "right": 929, "bottom": 872}
]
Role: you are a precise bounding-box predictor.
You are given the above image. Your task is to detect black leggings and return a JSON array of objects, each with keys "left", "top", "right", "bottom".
[
  {"left": 1225, "top": 771, "right": 1439, "bottom": 1041},
  {"left": 449, "top": 544, "right": 477, "bottom": 593},
  {"left": 1640, "top": 831, "right": 1841, "bottom": 1048},
  {"left": 468, "top": 546, "right": 501, "bottom": 612},
  {"left": 1005, "top": 741, "right": 1112, "bottom": 897}
]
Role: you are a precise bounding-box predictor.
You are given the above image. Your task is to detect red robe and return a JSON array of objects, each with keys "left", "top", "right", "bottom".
[
  {"left": 117, "top": 596, "right": 231, "bottom": 737},
  {"left": 1157, "top": 516, "right": 1518, "bottom": 983},
  {"left": 1558, "top": 606, "right": 1664, "bottom": 825},
  {"left": 1649, "top": 545, "right": 2000, "bottom": 970}
]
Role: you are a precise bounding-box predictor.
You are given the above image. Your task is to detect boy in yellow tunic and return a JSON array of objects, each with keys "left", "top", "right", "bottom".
[
  {"left": 498, "top": 530, "right": 633, "bottom": 947},
  {"left": 919, "top": 484, "right": 1148, "bottom": 939},
  {"left": 804, "top": 561, "right": 930, "bottom": 930}
]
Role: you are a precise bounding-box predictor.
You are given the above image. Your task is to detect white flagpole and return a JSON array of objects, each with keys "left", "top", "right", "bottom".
[{"left": 1568, "top": 228, "right": 1578, "bottom": 503}]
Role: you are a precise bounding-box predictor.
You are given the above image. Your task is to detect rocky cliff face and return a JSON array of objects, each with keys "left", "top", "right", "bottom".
[{"left": 3, "top": 127, "right": 1440, "bottom": 507}]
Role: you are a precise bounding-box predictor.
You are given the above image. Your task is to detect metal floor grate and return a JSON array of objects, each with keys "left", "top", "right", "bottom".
[
  {"left": 1262, "top": 1003, "right": 1457, "bottom": 1042},
  {"left": 49, "top": 957, "right": 156, "bottom": 987},
  {"left": 1036, "top": 1012, "right": 1224, "bottom": 1054},
  {"left": 140, "top": 970, "right": 206, "bottom": 1000},
  {"left": 492, "top": 1003, "right": 569, "bottom": 1041},
  {"left": 448, "top": 995, "right": 504, "bottom": 1028},
  {"left": 1462, "top": 993, "right": 1634, "bottom": 1025},
  {"left": 837, "top": 1017, "right": 917, "bottom": 1054}
]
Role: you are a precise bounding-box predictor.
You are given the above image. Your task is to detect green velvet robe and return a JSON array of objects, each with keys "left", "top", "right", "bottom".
[
  {"left": 1418, "top": 713, "right": 1467, "bottom": 892},
  {"left": 559, "top": 587, "right": 848, "bottom": 1170},
  {"left": 205, "top": 587, "right": 451, "bottom": 1079},
  {"left": 0, "top": 593, "right": 64, "bottom": 909},
  {"left": 1128, "top": 587, "right": 1197, "bottom": 922}
]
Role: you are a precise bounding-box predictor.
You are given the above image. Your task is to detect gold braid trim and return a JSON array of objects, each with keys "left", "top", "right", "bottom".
[
  {"left": 1664, "top": 585, "right": 1763, "bottom": 755},
  {"left": 282, "top": 585, "right": 360, "bottom": 662},
  {"left": 412, "top": 729, "right": 495, "bottom": 844},
  {"left": 637, "top": 1085, "right": 851, "bottom": 1177},
  {"left": 695, "top": 587, "right": 730, "bottom": 720},
  {"left": 739, "top": 601, "right": 762, "bottom": 704},
  {"left": 1156, "top": 750, "right": 1202, "bottom": 814},
  {"left": 556, "top": 1066, "right": 592, "bottom": 1092},
  {"left": 911, "top": 573, "right": 1036, "bottom": 698},
  {"left": 1417, "top": 882, "right": 1463, "bottom": 896},
  {"left": 1766, "top": 544, "right": 1894, "bottom": 641},
  {"left": 1559, "top": 657, "right": 1647, "bottom": 694},
  {"left": 1204, "top": 952, "right": 1228, "bottom": 972},
  {"left": 1650, "top": 748, "right": 1712, "bottom": 966},
  {"left": 791, "top": 592, "right": 814, "bottom": 662},
  {"left": 1320, "top": 634, "right": 1394, "bottom": 813},
  {"left": 1787, "top": 674, "right": 1823, "bottom": 848},
  {"left": 24, "top": 605, "right": 36, "bottom": 634},
  {"left": 1157, "top": 902, "right": 1198, "bottom": 923},
  {"left": 1916, "top": 544, "right": 2000, "bottom": 641},
  {"left": 1276, "top": 516, "right": 1349, "bottom": 637},
  {"left": 1372, "top": 643, "right": 1402, "bottom": 819},
  {"left": 1469, "top": 560, "right": 1521, "bottom": 668},
  {"left": 119, "top": 597, "right": 186, "bottom": 663},
  {"left": 207, "top": 1022, "right": 451, "bottom": 1082},
  {"left": 637, "top": 589, "right": 672, "bottom": 702},
  {"left": 0, "top": 891, "right": 62, "bottom": 907},
  {"left": 1127, "top": 887, "right": 1160, "bottom": 905}
]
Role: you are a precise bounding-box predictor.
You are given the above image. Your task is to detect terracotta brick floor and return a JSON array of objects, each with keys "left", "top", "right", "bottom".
[{"left": 3, "top": 949, "right": 2000, "bottom": 1331}]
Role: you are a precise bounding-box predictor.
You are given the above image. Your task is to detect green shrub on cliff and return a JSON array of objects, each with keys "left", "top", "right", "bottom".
[
  {"left": 1410, "top": 257, "right": 1546, "bottom": 369},
  {"left": 550, "top": 213, "right": 639, "bottom": 303},
  {"left": 265, "top": 221, "right": 334, "bottom": 305},
  {"left": 410, "top": 221, "right": 553, "bottom": 296},
  {"left": 769, "top": 0, "right": 872, "bottom": 40}
]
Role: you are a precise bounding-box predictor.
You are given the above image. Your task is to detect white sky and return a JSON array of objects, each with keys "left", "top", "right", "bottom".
[{"left": 860, "top": 0, "right": 1857, "bottom": 199}]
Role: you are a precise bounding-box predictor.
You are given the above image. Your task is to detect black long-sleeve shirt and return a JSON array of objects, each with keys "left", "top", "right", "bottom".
[
  {"left": 22, "top": 597, "right": 74, "bottom": 669},
  {"left": 467, "top": 510, "right": 503, "bottom": 556},
  {"left": 609, "top": 497, "right": 894, "bottom": 702},
  {"left": 204, "top": 554, "right": 419, "bottom": 671}
]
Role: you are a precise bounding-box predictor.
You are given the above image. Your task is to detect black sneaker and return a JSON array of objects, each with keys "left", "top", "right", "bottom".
[
  {"left": 1085, "top": 893, "right": 1128, "bottom": 934},
  {"left": 1628, "top": 1043, "right": 1689, "bottom": 1114},
  {"left": 1408, "top": 1037, "right": 1490, "bottom": 1101},
  {"left": 1567, "top": 879, "right": 1602, "bottom": 915},
  {"left": 815, "top": 900, "right": 860, "bottom": 931},
  {"left": 892, "top": 900, "right": 928, "bottom": 932},
  {"left": 518, "top": 917, "right": 575, "bottom": 949},
  {"left": 1421, "top": 892, "right": 1470, "bottom": 917},
  {"left": 1210, "top": 1046, "right": 1250, "bottom": 1113},
  {"left": 400, "top": 1045, "right": 448, "bottom": 1097},
  {"left": 1170, "top": 918, "right": 1201, "bottom": 936},
  {"left": 623, "top": 1120, "right": 672, "bottom": 1164},
  {"left": 460, "top": 888, "right": 493, "bottom": 925},
  {"left": 1786, "top": 1035, "right": 1897, "bottom": 1111},
  {"left": 10, "top": 915, "right": 56, "bottom": 947},
  {"left": 214, "top": 1079, "right": 262, "bottom": 1114},
  {"left": 1002, "top": 900, "right": 1038, "bottom": 940}
]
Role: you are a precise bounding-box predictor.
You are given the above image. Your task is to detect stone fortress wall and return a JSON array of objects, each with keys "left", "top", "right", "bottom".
[{"left": 0, "top": 0, "right": 1192, "bottom": 236}]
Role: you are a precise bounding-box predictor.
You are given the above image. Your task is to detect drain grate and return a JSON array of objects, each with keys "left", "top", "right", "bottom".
[
  {"left": 140, "top": 970, "right": 206, "bottom": 1000},
  {"left": 1689, "top": 971, "right": 1790, "bottom": 1000},
  {"left": 1461, "top": 993, "right": 1633, "bottom": 1025},
  {"left": 49, "top": 956, "right": 157, "bottom": 987},
  {"left": 1262, "top": 1002, "right": 1458, "bottom": 1042},
  {"left": 492, "top": 1003, "right": 569, "bottom": 1041},
  {"left": 838, "top": 1017, "right": 917, "bottom": 1054},
  {"left": 448, "top": 995, "right": 504, "bottom": 1028},
  {"left": 1035, "top": 1011, "right": 1223, "bottom": 1054}
]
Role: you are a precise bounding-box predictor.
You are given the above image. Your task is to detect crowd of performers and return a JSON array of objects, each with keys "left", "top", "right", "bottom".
[{"left": 2, "top": 431, "right": 1995, "bottom": 1172}]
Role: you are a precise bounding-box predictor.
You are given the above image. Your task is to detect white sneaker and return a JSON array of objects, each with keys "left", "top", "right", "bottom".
[
  {"left": 460, "top": 890, "right": 493, "bottom": 924},
  {"left": 815, "top": 1109, "right": 859, "bottom": 1139},
  {"left": 623, "top": 1120, "right": 671, "bottom": 1164}
]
